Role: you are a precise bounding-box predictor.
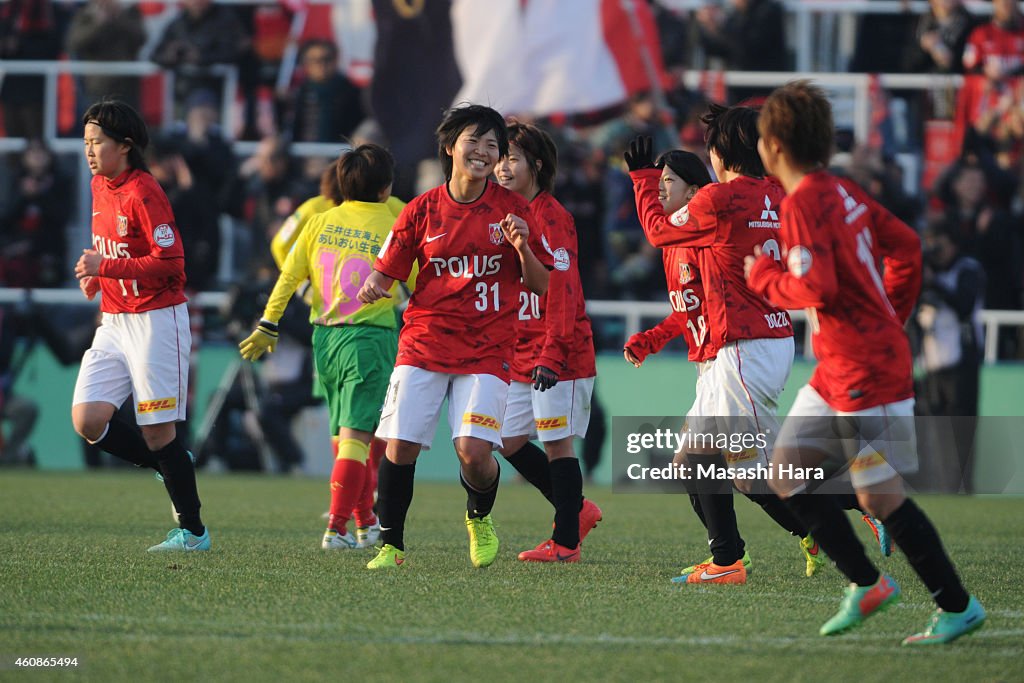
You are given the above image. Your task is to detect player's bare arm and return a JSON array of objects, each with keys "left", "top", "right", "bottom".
[
  {"left": 357, "top": 270, "right": 395, "bottom": 304},
  {"left": 501, "top": 213, "right": 549, "bottom": 295}
]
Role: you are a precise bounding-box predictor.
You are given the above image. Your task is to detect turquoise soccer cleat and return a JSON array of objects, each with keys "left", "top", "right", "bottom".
[
  {"left": 820, "top": 574, "right": 901, "bottom": 635},
  {"left": 147, "top": 527, "right": 210, "bottom": 553},
  {"left": 902, "top": 595, "right": 986, "bottom": 646}
]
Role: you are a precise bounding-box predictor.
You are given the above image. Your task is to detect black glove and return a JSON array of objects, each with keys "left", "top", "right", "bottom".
[
  {"left": 531, "top": 365, "right": 558, "bottom": 392},
  {"left": 623, "top": 135, "right": 655, "bottom": 172}
]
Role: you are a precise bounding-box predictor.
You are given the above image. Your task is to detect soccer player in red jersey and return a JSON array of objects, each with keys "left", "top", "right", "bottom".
[
  {"left": 357, "top": 105, "right": 550, "bottom": 569},
  {"left": 71, "top": 99, "right": 207, "bottom": 552},
  {"left": 491, "top": 122, "right": 601, "bottom": 563},
  {"left": 622, "top": 149, "right": 759, "bottom": 570},
  {"left": 626, "top": 109, "right": 815, "bottom": 585},
  {"left": 747, "top": 80, "right": 985, "bottom": 644}
]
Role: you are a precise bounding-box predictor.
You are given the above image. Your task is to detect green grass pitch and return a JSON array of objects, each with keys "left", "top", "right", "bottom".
[{"left": 1, "top": 471, "right": 1022, "bottom": 682}]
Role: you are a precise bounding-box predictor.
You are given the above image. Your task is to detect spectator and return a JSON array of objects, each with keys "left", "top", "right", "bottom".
[
  {"left": 939, "top": 161, "right": 1022, "bottom": 312},
  {"left": 174, "top": 89, "right": 239, "bottom": 216},
  {"left": 556, "top": 142, "right": 608, "bottom": 299},
  {"left": 237, "top": 136, "right": 305, "bottom": 275},
  {"left": 695, "top": 0, "right": 788, "bottom": 101},
  {"left": 288, "top": 39, "right": 365, "bottom": 143},
  {"left": 905, "top": 0, "right": 977, "bottom": 73},
  {"left": 915, "top": 220, "right": 984, "bottom": 491},
  {"left": 147, "top": 137, "right": 221, "bottom": 292},
  {"left": 0, "top": 139, "right": 71, "bottom": 288},
  {"left": 956, "top": 0, "right": 1024, "bottom": 163},
  {"left": 0, "top": 0, "right": 65, "bottom": 138},
  {"left": 65, "top": 0, "right": 146, "bottom": 112},
  {"left": 849, "top": 0, "right": 917, "bottom": 73},
  {"left": 150, "top": 0, "right": 248, "bottom": 118}
]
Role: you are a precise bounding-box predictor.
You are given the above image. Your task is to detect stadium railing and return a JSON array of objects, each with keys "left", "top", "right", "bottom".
[{"left": 2, "top": 288, "right": 1022, "bottom": 364}]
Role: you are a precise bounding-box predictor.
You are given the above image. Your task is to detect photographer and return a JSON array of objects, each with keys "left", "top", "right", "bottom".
[{"left": 915, "top": 220, "right": 985, "bottom": 492}]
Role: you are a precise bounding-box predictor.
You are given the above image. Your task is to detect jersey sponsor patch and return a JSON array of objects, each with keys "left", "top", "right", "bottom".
[
  {"left": 552, "top": 247, "right": 570, "bottom": 271},
  {"left": 850, "top": 450, "right": 888, "bottom": 472},
  {"left": 137, "top": 397, "right": 177, "bottom": 414},
  {"left": 787, "top": 246, "right": 813, "bottom": 276},
  {"left": 463, "top": 412, "right": 501, "bottom": 431},
  {"left": 488, "top": 222, "right": 504, "bottom": 245},
  {"left": 669, "top": 205, "right": 689, "bottom": 226},
  {"left": 153, "top": 223, "right": 176, "bottom": 248},
  {"left": 535, "top": 416, "right": 568, "bottom": 431},
  {"left": 724, "top": 447, "right": 760, "bottom": 465}
]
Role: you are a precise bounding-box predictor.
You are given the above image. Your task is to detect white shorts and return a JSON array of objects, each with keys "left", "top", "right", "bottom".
[
  {"left": 775, "top": 384, "right": 918, "bottom": 489},
  {"left": 376, "top": 365, "right": 509, "bottom": 449},
  {"left": 500, "top": 377, "right": 595, "bottom": 442},
  {"left": 683, "top": 337, "right": 794, "bottom": 469},
  {"left": 72, "top": 303, "right": 191, "bottom": 425}
]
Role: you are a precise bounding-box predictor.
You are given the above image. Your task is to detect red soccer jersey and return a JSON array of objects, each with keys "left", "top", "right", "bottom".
[
  {"left": 962, "top": 21, "right": 1024, "bottom": 75},
  {"left": 510, "top": 191, "right": 596, "bottom": 382},
  {"left": 747, "top": 170, "right": 922, "bottom": 412},
  {"left": 374, "top": 182, "right": 549, "bottom": 382},
  {"left": 660, "top": 245, "right": 714, "bottom": 362},
  {"left": 631, "top": 170, "right": 793, "bottom": 352},
  {"left": 90, "top": 169, "right": 187, "bottom": 314}
]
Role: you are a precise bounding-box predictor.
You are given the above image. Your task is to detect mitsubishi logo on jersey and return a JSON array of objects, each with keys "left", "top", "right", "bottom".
[{"left": 748, "top": 196, "right": 779, "bottom": 229}]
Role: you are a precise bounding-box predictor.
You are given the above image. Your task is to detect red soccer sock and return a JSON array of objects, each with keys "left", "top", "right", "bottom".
[
  {"left": 353, "top": 438, "right": 385, "bottom": 528},
  {"left": 328, "top": 439, "right": 369, "bottom": 533}
]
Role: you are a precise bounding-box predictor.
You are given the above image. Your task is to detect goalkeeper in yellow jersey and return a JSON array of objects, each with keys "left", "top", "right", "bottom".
[
  {"left": 240, "top": 144, "right": 408, "bottom": 549},
  {"left": 271, "top": 157, "right": 407, "bottom": 270}
]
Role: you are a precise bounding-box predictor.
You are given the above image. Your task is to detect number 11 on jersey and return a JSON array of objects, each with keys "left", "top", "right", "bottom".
[{"left": 118, "top": 278, "right": 139, "bottom": 297}]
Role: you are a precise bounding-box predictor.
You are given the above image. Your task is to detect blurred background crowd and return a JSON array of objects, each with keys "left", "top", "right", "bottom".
[{"left": 0, "top": 0, "right": 1021, "bottom": 482}]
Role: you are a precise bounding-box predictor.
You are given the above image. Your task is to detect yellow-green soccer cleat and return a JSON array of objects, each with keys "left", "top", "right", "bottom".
[
  {"left": 820, "top": 574, "right": 901, "bottom": 636},
  {"left": 678, "top": 551, "right": 752, "bottom": 578},
  {"left": 902, "top": 596, "right": 986, "bottom": 646},
  {"left": 366, "top": 543, "right": 405, "bottom": 570},
  {"left": 800, "top": 535, "right": 827, "bottom": 577},
  {"left": 465, "top": 512, "right": 499, "bottom": 568}
]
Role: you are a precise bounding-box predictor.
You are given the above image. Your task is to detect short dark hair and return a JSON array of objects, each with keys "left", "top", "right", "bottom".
[
  {"left": 701, "top": 103, "right": 764, "bottom": 177},
  {"left": 506, "top": 121, "right": 558, "bottom": 193},
  {"left": 435, "top": 104, "right": 508, "bottom": 180},
  {"left": 82, "top": 98, "right": 150, "bottom": 172},
  {"left": 759, "top": 81, "right": 834, "bottom": 168},
  {"left": 655, "top": 150, "right": 713, "bottom": 187},
  {"left": 337, "top": 144, "right": 394, "bottom": 202},
  {"left": 320, "top": 158, "right": 343, "bottom": 204}
]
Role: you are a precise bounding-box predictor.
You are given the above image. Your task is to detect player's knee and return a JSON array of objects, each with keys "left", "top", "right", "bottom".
[
  {"left": 71, "top": 405, "right": 110, "bottom": 443},
  {"left": 140, "top": 423, "right": 176, "bottom": 451},
  {"left": 543, "top": 438, "right": 575, "bottom": 461},
  {"left": 497, "top": 435, "right": 529, "bottom": 458},
  {"left": 386, "top": 439, "right": 420, "bottom": 465}
]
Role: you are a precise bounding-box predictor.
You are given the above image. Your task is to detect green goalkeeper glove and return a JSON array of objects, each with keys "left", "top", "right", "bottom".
[{"left": 239, "top": 320, "right": 279, "bottom": 361}]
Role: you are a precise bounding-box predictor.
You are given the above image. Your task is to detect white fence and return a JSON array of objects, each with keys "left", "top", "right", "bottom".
[{"left": 2, "top": 288, "right": 1022, "bottom": 364}]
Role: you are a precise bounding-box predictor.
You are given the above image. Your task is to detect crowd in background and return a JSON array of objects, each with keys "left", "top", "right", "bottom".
[{"left": 0, "top": 0, "right": 1022, "bottom": 472}]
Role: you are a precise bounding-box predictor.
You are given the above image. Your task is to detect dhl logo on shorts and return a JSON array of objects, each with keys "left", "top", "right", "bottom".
[
  {"left": 535, "top": 416, "right": 568, "bottom": 431},
  {"left": 137, "top": 397, "right": 177, "bottom": 414},
  {"left": 724, "top": 447, "right": 760, "bottom": 464},
  {"left": 851, "top": 451, "right": 887, "bottom": 471},
  {"left": 463, "top": 412, "right": 501, "bottom": 431}
]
